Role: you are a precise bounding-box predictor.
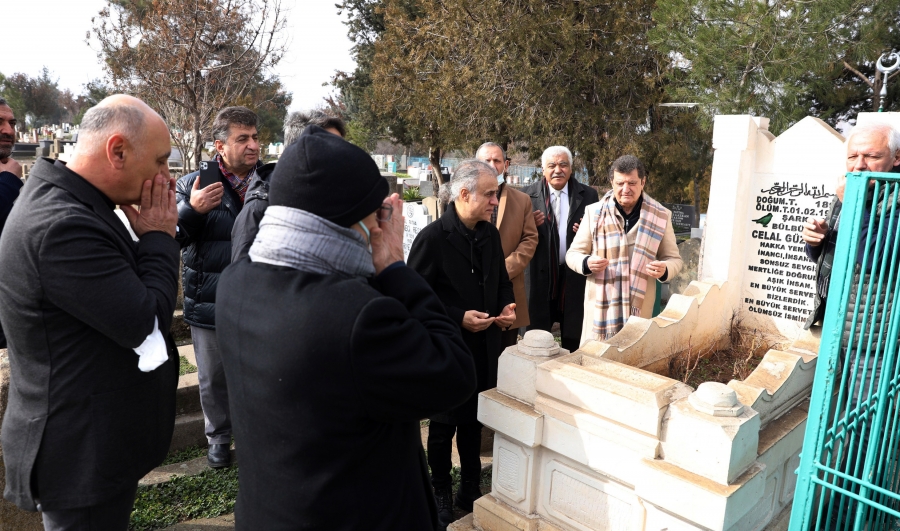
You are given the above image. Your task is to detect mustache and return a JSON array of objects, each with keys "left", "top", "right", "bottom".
[{"left": 0, "top": 134, "right": 13, "bottom": 143}]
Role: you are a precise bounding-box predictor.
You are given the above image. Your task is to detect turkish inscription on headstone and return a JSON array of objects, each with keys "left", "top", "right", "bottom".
[
  {"left": 661, "top": 203, "right": 697, "bottom": 234},
  {"left": 743, "top": 180, "right": 834, "bottom": 325},
  {"left": 403, "top": 202, "right": 433, "bottom": 261}
]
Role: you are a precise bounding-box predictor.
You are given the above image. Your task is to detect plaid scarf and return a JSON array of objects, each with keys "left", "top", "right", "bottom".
[
  {"left": 217, "top": 154, "right": 255, "bottom": 203},
  {"left": 590, "top": 191, "right": 668, "bottom": 340}
]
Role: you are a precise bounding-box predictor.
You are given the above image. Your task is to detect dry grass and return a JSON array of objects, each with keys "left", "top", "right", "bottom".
[{"left": 668, "top": 313, "right": 784, "bottom": 389}]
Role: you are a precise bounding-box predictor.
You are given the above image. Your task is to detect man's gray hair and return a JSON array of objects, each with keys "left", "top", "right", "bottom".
[
  {"left": 284, "top": 110, "right": 347, "bottom": 145},
  {"left": 846, "top": 122, "right": 900, "bottom": 155},
  {"left": 439, "top": 159, "right": 497, "bottom": 204},
  {"left": 541, "top": 145, "right": 573, "bottom": 167},
  {"left": 212, "top": 106, "right": 258, "bottom": 143},
  {"left": 476, "top": 142, "right": 506, "bottom": 160},
  {"left": 0, "top": 97, "right": 8, "bottom": 107},
  {"left": 76, "top": 103, "right": 146, "bottom": 155}
]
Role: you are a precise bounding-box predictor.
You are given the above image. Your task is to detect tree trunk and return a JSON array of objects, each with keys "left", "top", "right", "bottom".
[
  {"left": 193, "top": 109, "right": 202, "bottom": 173},
  {"left": 429, "top": 145, "right": 443, "bottom": 216},
  {"left": 585, "top": 158, "right": 598, "bottom": 188}
]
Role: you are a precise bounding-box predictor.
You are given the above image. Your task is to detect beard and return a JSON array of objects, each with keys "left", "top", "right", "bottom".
[{"left": 0, "top": 135, "right": 13, "bottom": 159}]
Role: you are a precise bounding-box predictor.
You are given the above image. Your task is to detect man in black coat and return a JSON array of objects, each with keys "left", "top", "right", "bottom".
[
  {"left": 230, "top": 110, "right": 345, "bottom": 263},
  {"left": 176, "top": 106, "right": 274, "bottom": 467},
  {"left": 0, "top": 95, "right": 180, "bottom": 530},
  {"left": 0, "top": 97, "right": 24, "bottom": 349},
  {"left": 217, "top": 126, "right": 476, "bottom": 531},
  {"left": 523, "top": 145, "right": 599, "bottom": 351},
  {"left": 408, "top": 159, "right": 516, "bottom": 529}
]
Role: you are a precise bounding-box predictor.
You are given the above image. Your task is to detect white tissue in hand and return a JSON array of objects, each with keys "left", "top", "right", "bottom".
[{"left": 134, "top": 317, "right": 168, "bottom": 372}]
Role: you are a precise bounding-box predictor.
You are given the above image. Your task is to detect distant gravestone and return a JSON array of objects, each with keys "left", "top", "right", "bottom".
[
  {"left": 661, "top": 203, "right": 697, "bottom": 235},
  {"left": 418, "top": 180, "right": 434, "bottom": 198},
  {"left": 403, "top": 202, "right": 433, "bottom": 261}
]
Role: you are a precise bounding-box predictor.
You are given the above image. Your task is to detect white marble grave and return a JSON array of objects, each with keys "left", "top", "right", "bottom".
[{"left": 448, "top": 113, "right": 900, "bottom": 531}]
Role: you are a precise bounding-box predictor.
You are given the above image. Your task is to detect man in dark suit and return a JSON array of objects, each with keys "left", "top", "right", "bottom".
[
  {"left": 0, "top": 95, "right": 180, "bottom": 530},
  {"left": 0, "top": 97, "right": 24, "bottom": 350},
  {"left": 523, "top": 145, "right": 599, "bottom": 351}
]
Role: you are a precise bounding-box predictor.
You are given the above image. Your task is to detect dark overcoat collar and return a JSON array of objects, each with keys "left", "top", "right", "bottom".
[
  {"left": 441, "top": 203, "right": 492, "bottom": 282},
  {"left": 30, "top": 158, "right": 136, "bottom": 249}
]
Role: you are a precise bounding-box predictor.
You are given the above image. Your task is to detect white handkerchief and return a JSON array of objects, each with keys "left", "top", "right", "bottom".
[{"left": 134, "top": 317, "right": 168, "bottom": 372}]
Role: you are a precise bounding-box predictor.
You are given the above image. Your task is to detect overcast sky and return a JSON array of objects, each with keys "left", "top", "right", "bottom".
[{"left": 5, "top": 0, "right": 357, "bottom": 112}]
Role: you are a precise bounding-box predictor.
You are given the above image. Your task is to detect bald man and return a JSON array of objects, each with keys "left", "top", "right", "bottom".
[{"left": 0, "top": 95, "right": 180, "bottom": 530}]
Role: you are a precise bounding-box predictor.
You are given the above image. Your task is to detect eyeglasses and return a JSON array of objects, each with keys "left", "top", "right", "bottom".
[{"left": 377, "top": 204, "right": 393, "bottom": 222}]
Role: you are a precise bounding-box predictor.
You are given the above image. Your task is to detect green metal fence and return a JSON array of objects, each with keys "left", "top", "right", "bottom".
[{"left": 791, "top": 171, "right": 900, "bottom": 531}]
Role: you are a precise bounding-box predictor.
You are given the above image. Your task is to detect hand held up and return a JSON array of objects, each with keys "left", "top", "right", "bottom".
[
  {"left": 371, "top": 193, "right": 405, "bottom": 275},
  {"left": 189, "top": 175, "right": 224, "bottom": 214},
  {"left": 801, "top": 216, "right": 829, "bottom": 247},
  {"left": 121, "top": 175, "right": 178, "bottom": 238}
]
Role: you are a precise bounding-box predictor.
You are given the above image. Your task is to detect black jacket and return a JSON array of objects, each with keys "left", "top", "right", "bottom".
[
  {"left": 407, "top": 203, "right": 515, "bottom": 424},
  {"left": 522, "top": 178, "right": 599, "bottom": 342},
  {"left": 0, "top": 158, "right": 179, "bottom": 511},
  {"left": 176, "top": 161, "right": 275, "bottom": 328},
  {"left": 230, "top": 171, "right": 272, "bottom": 263},
  {"left": 0, "top": 170, "right": 23, "bottom": 349},
  {"left": 217, "top": 260, "right": 475, "bottom": 531}
]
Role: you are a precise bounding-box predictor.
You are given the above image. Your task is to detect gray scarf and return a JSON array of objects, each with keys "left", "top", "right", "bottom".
[{"left": 249, "top": 205, "right": 375, "bottom": 278}]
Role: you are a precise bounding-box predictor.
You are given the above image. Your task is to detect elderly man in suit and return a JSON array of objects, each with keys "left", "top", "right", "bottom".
[
  {"left": 0, "top": 95, "right": 180, "bottom": 530},
  {"left": 524, "top": 146, "right": 599, "bottom": 351},
  {"left": 475, "top": 142, "right": 538, "bottom": 348}
]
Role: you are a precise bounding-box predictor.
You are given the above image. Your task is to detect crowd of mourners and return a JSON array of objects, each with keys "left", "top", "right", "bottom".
[{"left": 0, "top": 92, "right": 895, "bottom": 531}]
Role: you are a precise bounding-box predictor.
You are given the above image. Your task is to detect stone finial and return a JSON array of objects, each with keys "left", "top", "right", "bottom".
[
  {"left": 688, "top": 382, "right": 746, "bottom": 417},
  {"left": 516, "top": 330, "right": 560, "bottom": 357}
]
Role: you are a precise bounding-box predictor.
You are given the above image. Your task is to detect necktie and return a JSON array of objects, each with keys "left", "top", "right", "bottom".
[{"left": 552, "top": 190, "right": 562, "bottom": 225}]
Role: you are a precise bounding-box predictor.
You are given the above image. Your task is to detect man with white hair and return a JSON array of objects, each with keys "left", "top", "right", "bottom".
[
  {"left": 0, "top": 95, "right": 179, "bottom": 530},
  {"left": 802, "top": 121, "right": 900, "bottom": 327},
  {"left": 800, "top": 121, "right": 900, "bottom": 527},
  {"left": 409, "top": 159, "right": 515, "bottom": 529},
  {"left": 523, "top": 146, "right": 599, "bottom": 351}
]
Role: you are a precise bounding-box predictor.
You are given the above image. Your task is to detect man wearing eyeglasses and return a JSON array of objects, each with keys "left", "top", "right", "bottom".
[
  {"left": 523, "top": 146, "right": 599, "bottom": 351},
  {"left": 216, "top": 126, "right": 475, "bottom": 530}
]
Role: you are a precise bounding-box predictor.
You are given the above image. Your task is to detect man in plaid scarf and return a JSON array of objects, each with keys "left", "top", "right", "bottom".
[{"left": 175, "top": 106, "right": 274, "bottom": 469}]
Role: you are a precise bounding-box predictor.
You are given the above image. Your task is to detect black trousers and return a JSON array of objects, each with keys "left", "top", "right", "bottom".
[
  {"left": 500, "top": 328, "right": 519, "bottom": 350},
  {"left": 427, "top": 420, "right": 482, "bottom": 490},
  {"left": 41, "top": 483, "right": 138, "bottom": 531}
]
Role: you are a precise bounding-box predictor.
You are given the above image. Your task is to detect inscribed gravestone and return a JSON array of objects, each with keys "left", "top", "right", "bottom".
[
  {"left": 403, "top": 202, "right": 433, "bottom": 261},
  {"left": 661, "top": 203, "right": 697, "bottom": 234},
  {"left": 743, "top": 181, "right": 832, "bottom": 326}
]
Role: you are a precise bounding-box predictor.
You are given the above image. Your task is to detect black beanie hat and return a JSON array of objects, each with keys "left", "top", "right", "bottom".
[{"left": 268, "top": 125, "right": 389, "bottom": 227}]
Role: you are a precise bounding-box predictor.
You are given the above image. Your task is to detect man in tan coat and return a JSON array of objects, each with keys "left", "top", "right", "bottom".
[
  {"left": 476, "top": 142, "right": 538, "bottom": 348},
  {"left": 566, "top": 155, "right": 682, "bottom": 346}
]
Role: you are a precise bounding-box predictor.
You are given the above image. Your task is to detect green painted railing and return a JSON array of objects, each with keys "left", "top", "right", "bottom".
[{"left": 790, "top": 171, "right": 900, "bottom": 530}]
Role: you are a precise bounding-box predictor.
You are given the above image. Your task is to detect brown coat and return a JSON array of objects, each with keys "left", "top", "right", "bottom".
[
  {"left": 496, "top": 185, "right": 539, "bottom": 328},
  {"left": 566, "top": 195, "right": 683, "bottom": 347}
]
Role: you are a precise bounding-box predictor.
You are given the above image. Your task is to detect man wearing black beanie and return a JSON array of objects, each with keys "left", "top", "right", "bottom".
[{"left": 216, "top": 125, "right": 476, "bottom": 531}]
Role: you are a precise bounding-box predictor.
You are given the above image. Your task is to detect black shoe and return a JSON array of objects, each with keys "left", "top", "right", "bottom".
[
  {"left": 434, "top": 486, "right": 453, "bottom": 531},
  {"left": 454, "top": 479, "right": 482, "bottom": 512},
  {"left": 207, "top": 443, "right": 231, "bottom": 468}
]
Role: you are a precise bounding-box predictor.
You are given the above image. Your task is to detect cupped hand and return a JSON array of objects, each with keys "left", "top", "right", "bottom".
[
  {"left": 494, "top": 303, "right": 516, "bottom": 329},
  {"left": 462, "top": 310, "right": 495, "bottom": 333},
  {"left": 371, "top": 193, "right": 405, "bottom": 274},
  {"left": 121, "top": 174, "right": 178, "bottom": 238}
]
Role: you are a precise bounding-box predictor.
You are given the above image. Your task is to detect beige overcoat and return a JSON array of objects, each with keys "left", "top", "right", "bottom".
[
  {"left": 565, "top": 196, "right": 683, "bottom": 347},
  {"left": 496, "top": 185, "right": 539, "bottom": 328}
]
